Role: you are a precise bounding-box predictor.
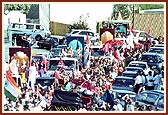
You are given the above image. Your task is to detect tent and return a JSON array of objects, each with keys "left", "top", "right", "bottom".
[{"left": 51, "top": 89, "right": 83, "bottom": 111}]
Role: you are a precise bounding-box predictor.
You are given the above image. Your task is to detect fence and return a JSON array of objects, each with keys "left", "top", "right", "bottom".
[
  {"left": 131, "top": 13, "right": 164, "bottom": 38},
  {"left": 49, "top": 21, "right": 69, "bottom": 36}
]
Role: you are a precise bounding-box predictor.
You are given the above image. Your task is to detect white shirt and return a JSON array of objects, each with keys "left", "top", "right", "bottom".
[
  {"left": 141, "top": 75, "right": 146, "bottom": 85},
  {"left": 153, "top": 74, "right": 162, "bottom": 85},
  {"left": 146, "top": 75, "right": 154, "bottom": 86},
  {"left": 134, "top": 75, "right": 143, "bottom": 86},
  {"left": 126, "top": 104, "right": 134, "bottom": 111},
  {"left": 113, "top": 104, "right": 123, "bottom": 111},
  {"left": 110, "top": 71, "right": 117, "bottom": 79},
  {"left": 28, "top": 65, "right": 38, "bottom": 82}
]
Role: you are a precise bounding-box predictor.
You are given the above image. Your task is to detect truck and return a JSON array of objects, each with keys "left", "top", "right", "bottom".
[{"left": 7, "top": 22, "right": 51, "bottom": 46}]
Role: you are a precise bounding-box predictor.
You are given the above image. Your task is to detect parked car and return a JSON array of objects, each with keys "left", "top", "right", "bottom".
[
  {"left": 122, "top": 71, "right": 138, "bottom": 78},
  {"left": 127, "top": 61, "right": 151, "bottom": 75},
  {"left": 90, "top": 45, "right": 104, "bottom": 58},
  {"left": 110, "top": 89, "right": 136, "bottom": 101},
  {"left": 35, "top": 52, "right": 50, "bottom": 60},
  {"left": 148, "top": 47, "right": 164, "bottom": 61},
  {"left": 56, "top": 45, "right": 67, "bottom": 49},
  {"left": 35, "top": 75, "right": 55, "bottom": 87},
  {"left": 110, "top": 89, "right": 136, "bottom": 108},
  {"left": 112, "top": 77, "right": 135, "bottom": 92},
  {"left": 13, "top": 34, "right": 36, "bottom": 47},
  {"left": 154, "top": 43, "right": 164, "bottom": 47},
  {"left": 47, "top": 57, "right": 79, "bottom": 76},
  {"left": 135, "top": 90, "right": 164, "bottom": 111},
  {"left": 66, "top": 29, "right": 99, "bottom": 43},
  {"left": 50, "top": 48, "right": 62, "bottom": 58},
  {"left": 7, "top": 22, "right": 51, "bottom": 41},
  {"left": 37, "top": 38, "right": 59, "bottom": 50},
  {"left": 128, "top": 29, "right": 155, "bottom": 42},
  {"left": 139, "top": 53, "right": 163, "bottom": 70}
]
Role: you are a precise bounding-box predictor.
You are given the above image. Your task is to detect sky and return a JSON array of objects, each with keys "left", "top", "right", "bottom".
[{"left": 50, "top": 2, "right": 113, "bottom": 32}]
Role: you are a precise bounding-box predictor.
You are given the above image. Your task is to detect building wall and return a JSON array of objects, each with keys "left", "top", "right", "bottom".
[
  {"left": 3, "top": 11, "right": 26, "bottom": 30},
  {"left": 39, "top": 4, "right": 50, "bottom": 30},
  {"left": 49, "top": 21, "right": 69, "bottom": 36},
  {"left": 26, "top": 4, "right": 50, "bottom": 30},
  {"left": 132, "top": 13, "right": 164, "bottom": 38}
]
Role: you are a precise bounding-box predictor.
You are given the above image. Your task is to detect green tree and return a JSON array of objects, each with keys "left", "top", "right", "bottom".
[
  {"left": 4, "top": 4, "right": 31, "bottom": 15},
  {"left": 137, "top": 4, "right": 164, "bottom": 10},
  {"left": 113, "top": 4, "right": 131, "bottom": 20},
  {"left": 68, "top": 13, "right": 90, "bottom": 32}
]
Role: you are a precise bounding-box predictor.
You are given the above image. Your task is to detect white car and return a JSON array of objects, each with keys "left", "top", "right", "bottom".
[
  {"left": 7, "top": 22, "right": 51, "bottom": 41},
  {"left": 128, "top": 29, "right": 154, "bottom": 42},
  {"left": 127, "top": 61, "right": 151, "bottom": 75},
  {"left": 66, "top": 29, "right": 99, "bottom": 43}
]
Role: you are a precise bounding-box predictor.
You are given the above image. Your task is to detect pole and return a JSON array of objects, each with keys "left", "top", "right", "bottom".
[{"left": 132, "top": 4, "right": 134, "bottom": 28}]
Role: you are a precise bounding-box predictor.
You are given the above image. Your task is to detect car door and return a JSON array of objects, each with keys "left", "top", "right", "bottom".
[{"left": 156, "top": 96, "right": 164, "bottom": 111}]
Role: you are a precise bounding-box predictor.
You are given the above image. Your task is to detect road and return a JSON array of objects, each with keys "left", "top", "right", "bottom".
[{"left": 3, "top": 41, "right": 49, "bottom": 63}]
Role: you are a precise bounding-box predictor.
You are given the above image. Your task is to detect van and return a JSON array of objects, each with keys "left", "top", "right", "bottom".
[
  {"left": 66, "top": 29, "right": 99, "bottom": 43},
  {"left": 47, "top": 57, "right": 79, "bottom": 76},
  {"left": 7, "top": 22, "right": 51, "bottom": 42}
]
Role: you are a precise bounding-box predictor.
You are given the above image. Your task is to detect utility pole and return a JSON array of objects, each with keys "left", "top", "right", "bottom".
[{"left": 132, "top": 4, "right": 134, "bottom": 29}]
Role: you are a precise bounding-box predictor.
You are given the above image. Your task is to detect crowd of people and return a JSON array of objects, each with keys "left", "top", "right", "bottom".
[{"left": 4, "top": 31, "right": 165, "bottom": 111}]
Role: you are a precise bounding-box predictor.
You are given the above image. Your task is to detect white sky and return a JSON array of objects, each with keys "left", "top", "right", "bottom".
[{"left": 50, "top": 2, "right": 113, "bottom": 32}]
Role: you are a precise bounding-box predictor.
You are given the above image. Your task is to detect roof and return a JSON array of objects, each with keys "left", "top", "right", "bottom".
[
  {"left": 125, "top": 67, "right": 143, "bottom": 70},
  {"left": 142, "top": 52, "right": 159, "bottom": 55},
  {"left": 116, "top": 76, "right": 134, "bottom": 80},
  {"left": 10, "top": 22, "right": 41, "bottom": 25},
  {"left": 129, "top": 61, "right": 147, "bottom": 64},
  {"left": 110, "top": 89, "right": 136, "bottom": 94},
  {"left": 142, "top": 90, "right": 164, "bottom": 94},
  {"left": 109, "top": 20, "right": 131, "bottom": 24},
  {"left": 50, "top": 57, "right": 78, "bottom": 61},
  {"left": 149, "top": 47, "right": 164, "bottom": 49}
]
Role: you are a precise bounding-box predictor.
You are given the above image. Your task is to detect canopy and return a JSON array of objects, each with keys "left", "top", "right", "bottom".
[
  {"left": 51, "top": 89, "right": 83, "bottom": 107},
  {"left": 109, "top": 20, "right": 131, "bottom": 24}
]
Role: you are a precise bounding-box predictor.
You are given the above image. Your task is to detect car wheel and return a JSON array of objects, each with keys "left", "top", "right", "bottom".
[
  {"left": 36, "top": 35, "right": 42, "bottom": 41},
  {"left": 39, "top": 44, "right": 43, "bottom": 48}
]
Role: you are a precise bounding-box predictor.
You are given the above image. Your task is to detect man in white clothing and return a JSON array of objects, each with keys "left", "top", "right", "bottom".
[
  {"left": 145, "top": 71, "right": 154, "bottom": 90},
  {"left": 28, "top": 62, "right": 38, "bottom": 92},
  {"left": 134, "top": 71, "right": 143, "bottom": 93},
  {"left": 113, "top": 99, "right": 123, "bottom": 111},
  {"left": 153, "top": 69, "right": 162, "bottom": 90}
]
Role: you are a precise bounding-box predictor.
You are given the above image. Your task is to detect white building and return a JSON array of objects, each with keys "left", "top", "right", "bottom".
[{"left": 3, "top": 11, "right": 26, "bottom": 30}]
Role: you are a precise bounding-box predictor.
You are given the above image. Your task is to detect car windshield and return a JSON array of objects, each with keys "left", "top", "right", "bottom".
[
  {"left": 91, "top": 48, "right": 104, "bottom": 57},
  {"left": 122, "top": 72, "right": 137, "bottom": 78},
  {"left": 36, "top": 78, "right": 55, "bottom": 86},
  {"left": 113, "top": 78, "right": 134, "bottom": 87},
  {"left": 141, "top": 55, "right": 159, "bottom": 63},
  {"left": 136, "top": 92, "right": 159, "bottom": 105},
  {"left": 32, "top": 56, "right": 43, "bottom": 62},
  {"left": 51, "top": 49, "right": 61, "bottom": 55},
  {"left": 126, "top": 68, "right": 142, "bottom": 72},
  {"left": 128, "top": 63, "right": 146, "bottom": 70},
  {"left": 48, "top": 59, "right": 75, "bottom": 71},
  {"left": 148, "top": 48, "right": 164, "bottom": 54}
]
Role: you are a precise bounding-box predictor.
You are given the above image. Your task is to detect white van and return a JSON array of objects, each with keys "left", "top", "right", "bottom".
[
  {"left": 66, "top": 29, "right": 99, "bottom": 43},
  {"left": 7, "top": 22, "right": 51, "bottom": 41},
  {"left": 47, "top": 57, "right": 79, "bottom": 76}
]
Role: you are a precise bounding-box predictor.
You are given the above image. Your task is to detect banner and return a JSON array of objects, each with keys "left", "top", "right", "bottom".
[
  {"left": 66, "top": 36, "right": 85, "bottom": 63},
  {"left": 9, "top": 48, "right": 31, "bottom": 77}
]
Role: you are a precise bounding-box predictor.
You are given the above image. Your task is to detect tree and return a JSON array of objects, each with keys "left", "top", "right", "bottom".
[
  {"left": 137, "top": 4, "right": 164, "bottom": 10},
  {"left": 68, "top": 13, "right": 90, "bottom": 32},
  {"left": 4, "top": 4, "right": 31, "bottom": 15},
  {"left": 113, "top": 4, "right": 131, "bottom": 20}
]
